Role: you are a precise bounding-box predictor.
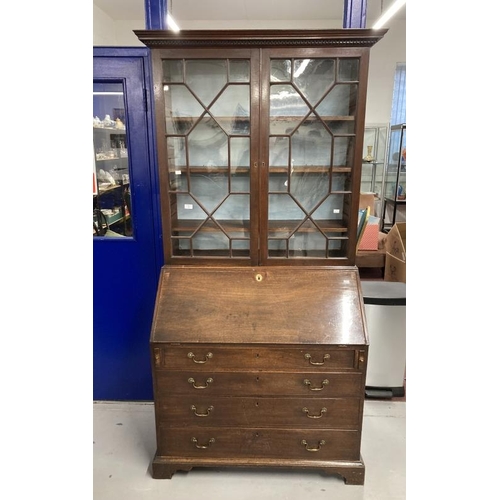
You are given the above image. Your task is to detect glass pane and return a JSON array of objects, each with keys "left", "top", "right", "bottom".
[
  {"left": 93, "top": 82, "right": 133, "bottom": 238},
  {"left": 289, "top": 226, "right": 327, "bottom": 257},
  {"left": 312, "top": 194, "right": 347, "bottom": 220},
  {"left": 290, "top": 171, "right": 329, "bottom": 212},
  {"left": 167, "top": 137, "right": 186, "bottom": 167},
  {"left": 164, "top": 85, "right": 204, "bottom": 135},
  {"left": 191, "top": 172, "right": 229, "bottom": 214},
  {"left": 331, "top": 172, "right": 351, "bottom": 192},
  {"left": 269, "top": 194, "right": 305, "bottom": 222},
  {"left": 291, "top": 117, "right": 331, "bottom": 167},
  {"left": 333, "top": 137, "right": 355, "bottom": 168},
  {"left": 211, "top": 85, "right": 250, "bottom": 135},
  {"left": 230, "top": 137, "right": 250, "bottom": 167},
  {"left": 162, "top": 60, "right": 183, "bottom": 83},
  {"left": 186, "top": 59, "right": 227, "bottom": 106},
  {"left": 169, "top": 171, "right": 188, "bottom": 192},
  {"left": 229, "top": 60, "right": 250, "bottom": 82},
  {"left": 188, "top": 115, "right": 228, "bottom": 167},
  {"left": 214, "top": 195, "right": 250, "bottom": 236},
  {"left": 270, "top": 85, "right": 309, "bottom": 134},
  {"left": 269, "top": 173, "right": 288, "bottom": 192},
  {"left": 269, "top": 137, "right": 289, "bottom": 168},
  {"left": 192, "top": 220, "right": 230, "bottom": 254},
  {"left": 338, "top": 59, "right": 359, "bottom": 81},
  {"left": 293, "top": 59, "right": 335, "bottom": 106},
  {"left": 270, "top": 59, "right": 291, "bottom": 82},
  {"left": 316, "top": 84, "right": 358, "bottom": 117}
]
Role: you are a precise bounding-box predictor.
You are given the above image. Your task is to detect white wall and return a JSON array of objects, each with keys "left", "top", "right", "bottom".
[{"left": 93, "top": 9, "right": 405, "bottom": 125}]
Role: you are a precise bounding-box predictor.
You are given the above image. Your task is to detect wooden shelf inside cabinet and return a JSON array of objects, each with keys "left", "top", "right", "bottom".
[
  {"left": 268, "top": 219, "right": 347, "bottom": 233},
  {"left": 269, "top": 166, "right": 352, "bottom": 174},
  {"left": 172, "top": 219, "right": 251, "bottom": 233}
]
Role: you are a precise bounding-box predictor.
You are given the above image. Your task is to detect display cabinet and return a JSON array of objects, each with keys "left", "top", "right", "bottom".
[
  {"left": 93, "top": 83, "right": 133, "bottom": 237},
  {"left": 360, "top": 123, "right": 389, "bottom": 197},
  {"left": 381, "top": 123, "right": 406, "bottom": 231},
  {"left": 135, "top": 29, "right": 386, "bottom": 484},
  {"left": 136, "top": 29, "right": 386, "bottom": 266}
]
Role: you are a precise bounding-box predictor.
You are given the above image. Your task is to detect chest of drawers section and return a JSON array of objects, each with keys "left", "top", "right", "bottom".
[{"left": 151, "top": 344, "right": 368, "bottom": 484}]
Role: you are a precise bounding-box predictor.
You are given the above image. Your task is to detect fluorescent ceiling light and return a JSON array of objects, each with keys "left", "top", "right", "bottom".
[
  {"left": 372, "top": 0, "right": 406, "bottom": 29},
  {"left": 167, "top": 12, "right": 180, "bottom": 32}
]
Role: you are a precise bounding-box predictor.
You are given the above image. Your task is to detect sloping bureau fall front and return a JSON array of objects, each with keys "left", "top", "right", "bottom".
[{"left": 150, "top": 266, "right": 369, "bottom": 484}]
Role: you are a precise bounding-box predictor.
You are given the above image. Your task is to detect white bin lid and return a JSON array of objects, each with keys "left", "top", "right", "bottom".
[{"left": 361, "top": 281, "right": 406, "bottom": 306}]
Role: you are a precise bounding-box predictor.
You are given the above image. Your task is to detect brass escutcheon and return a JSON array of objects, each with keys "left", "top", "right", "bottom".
[{"left": 255, "top": 273, "right": 263, "bottom": 282}]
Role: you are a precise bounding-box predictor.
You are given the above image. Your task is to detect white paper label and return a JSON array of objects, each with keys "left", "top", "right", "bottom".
[
  {"left": 184, "top": 204, "right": 193, "bottom": 210},
  {"left": 333, "top": 208, "right": 340, "bottom": 214},
  {"left": 175, "top": 170, "right": 181, "bottom": 175}
]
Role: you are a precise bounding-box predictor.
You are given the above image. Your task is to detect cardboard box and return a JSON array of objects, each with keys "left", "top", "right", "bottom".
[
  {"left": 385, "top": 253, "right": 406, "bottom": 283},
  {"left": 359, "top": 192, "right": 376, "bottom": 215},
  {"left": 358, "top": 215, "right": 381, "bottom": 251},
  {"left": 385, "top": 222, "right": 406, "bottom": 262}
]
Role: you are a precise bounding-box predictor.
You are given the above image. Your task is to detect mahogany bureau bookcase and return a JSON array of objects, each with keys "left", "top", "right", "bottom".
[{"left": 135, "top": 29, "right": 386, "bottom": 484}]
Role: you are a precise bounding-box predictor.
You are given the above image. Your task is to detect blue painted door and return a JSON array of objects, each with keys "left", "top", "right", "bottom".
[{"left": 93, "top": 48, "right": 162, "bottom": 400}]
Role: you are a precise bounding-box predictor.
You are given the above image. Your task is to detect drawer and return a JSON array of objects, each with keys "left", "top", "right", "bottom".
[
  {"left": 157, "top": 426, "right": 361, "bottom": 461},
  {"left": 158, "top": 396, "right": 361, "bottom": 429},
  {"left": 155, "top": 371, "right": 362, "bottom": 397},
  {"left": 153, "top": 345, "right": 365, "bottom": 372}
]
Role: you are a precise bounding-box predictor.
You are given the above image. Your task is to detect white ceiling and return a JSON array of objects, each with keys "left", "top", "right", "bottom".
[{"left": 93, "top": 0, "right": 405, "bottom": 24}]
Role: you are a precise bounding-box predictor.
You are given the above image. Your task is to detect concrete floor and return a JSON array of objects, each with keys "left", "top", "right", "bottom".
[{"left": 93, "top": 400, "right": 405, "bottom": 500}]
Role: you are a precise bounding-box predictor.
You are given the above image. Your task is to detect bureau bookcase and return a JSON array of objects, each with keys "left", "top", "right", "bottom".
[{"left": 136, "top": 29, "right": 386, "bottom": 484}]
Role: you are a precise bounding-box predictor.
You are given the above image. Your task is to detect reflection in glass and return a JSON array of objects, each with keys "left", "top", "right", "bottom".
[
  {"left": 270, "top": 85, "right": 309, "bottom": 134},
  {"left": 162, "top": 60, "right": 183, "bottom": 83},
  {"left": 269, "top": 137, "right": 289, "bottom": 167},
  {"left": 230, "top": 137, "right": 250, "bottom": 168},
  {"left": 211, "top": 85, "right": 250, "bottom": 135},
  {"left": 333, "top": 137, "right": 354, "bottom": 168},
  {"left": 167, "top": 137, "right": 186, "bottom": 167},
  {"left": 291, "top": 118, "right": 331, "bottom": 167},
  {"left": 186, "top": 59, "right": 227, "bottom": 106},
  {"left": 316, "top": 84, "right": 358, "bottom": 117},
  {"left": 229, "top": 60, "right": 250, "bottom": 82},
  {"left": 164, "top": 85, "right": 204, "bottom": 135},
  {"left": 93, "top": 82, "right": 133, "bottom": 238},
  {"left": 290, "top": 171, "right": 329, "bottom": 212},
  {"left": 338, "top": 59, "right": 359, "bottom": 81},
  {"left": 293, "top": 59, "right": 335, "bottom": 106},
  {"left": 270, "top": 59, "right": 291, "bottom": 82},
  {"left": 188, "top": 115, "right": 228, "bottom": 167},
  {"left": 191, "top": 173, "right": 228, "bottom": 213}
]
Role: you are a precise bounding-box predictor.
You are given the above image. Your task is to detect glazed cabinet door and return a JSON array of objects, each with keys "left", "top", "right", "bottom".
[
  {"left": 260, "top": 48, "right": 370, "bottom": 265},
  {"left": 150, "top": 48, "right": 261, "bottom": 264}
]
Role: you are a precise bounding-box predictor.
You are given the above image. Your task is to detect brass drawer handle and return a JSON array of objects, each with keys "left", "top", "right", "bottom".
[
  {"left": 191, "top": 405, "right": 214, "bottom": 417},
  {"left": 302, "top": 407, "right": 327, "bottom": 419},
  {"left": 188, "top": 377, "right": 213, "bottom": 389},
  {"left": 191, "top": 437, "right": 215, "bottom": 449},
  {"left": 187, "top": 352, "right": 213, "bottom": 364},
  {"left": 301, "top": 439, "right": 326, "bottom": 452},
  {"left": 304, "top": 353, "right": 330, "bottom": 366},
  {"left": 303, "top": 379, "right": 329, "bottom": 391}
]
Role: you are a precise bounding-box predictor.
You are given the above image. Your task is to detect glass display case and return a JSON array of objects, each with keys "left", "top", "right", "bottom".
[
  {"left": 93, "top": 83, "right": 133, "bottom": 237},
  {"left": 137, "top": 29, "right": 386, "bottom": 266},
  {"left": 360, "top": 124, "right": 389, "bottom": 198},
  {"left": 382, "top": 123, "right": 406, "bottom": 231}
]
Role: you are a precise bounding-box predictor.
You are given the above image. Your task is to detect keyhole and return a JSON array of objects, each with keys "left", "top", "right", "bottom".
[{"left": 255, "top": 274, "right": 263, "bottom": 282}]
